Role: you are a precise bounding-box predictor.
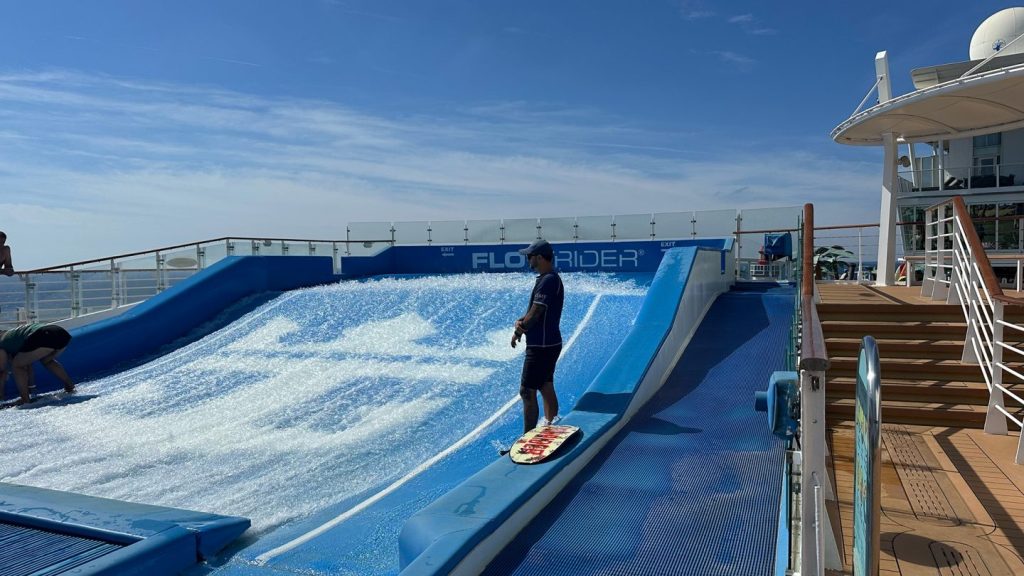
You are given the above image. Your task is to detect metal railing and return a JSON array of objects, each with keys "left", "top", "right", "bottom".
[
  {"left": 0, "top": 237, "right": 389, "bottom": 329},
  {"left": 923, "top": 196, "right": 1024, "bottom": 463},
  {"left": 899, "top": 162, "right": 1024, "bottom": 192},
  {"left": 2, "top": 208, "right": 806, "bottom": 328},
  {"left": 789, "top": 203, "right": 841, "bottom": 575}
]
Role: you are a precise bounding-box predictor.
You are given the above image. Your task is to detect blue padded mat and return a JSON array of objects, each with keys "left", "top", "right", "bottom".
[{"left": 484, "top": 283, "right": 793, "bottom": 576}]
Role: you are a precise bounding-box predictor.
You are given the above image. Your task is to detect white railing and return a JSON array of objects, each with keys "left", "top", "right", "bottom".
[
  {"left": 899, "top": 161, "right": 1024, "bottom": 192},
  {"left": 923, "top": 197, "right": 1024, "bottom": 463},
  {"left": 0, "top": 237, "right": 378, "bottom": 330}
]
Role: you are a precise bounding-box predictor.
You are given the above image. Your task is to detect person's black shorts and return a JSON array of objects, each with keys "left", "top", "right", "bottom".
[
  {"left": 21, "top": 325, "right": 72, "bottom": 353},
  {"left": 521, "top": 345, "right": 562, "bottom": 390}
]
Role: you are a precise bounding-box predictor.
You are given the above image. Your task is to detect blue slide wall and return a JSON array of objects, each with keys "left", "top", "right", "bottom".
[
  {"left": 341, "top": 239, "right": 731, "bottom": 277},
  {"left": 7, "top": 255, "right": 338, "bottom": 397},
  {"left": 398, "top": 246, "right": 731, "bottom": 574}
]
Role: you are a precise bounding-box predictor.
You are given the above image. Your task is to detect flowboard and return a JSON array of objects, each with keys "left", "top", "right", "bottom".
[{"left": 509, "top": 424, "right": 580, "bottom": 464}]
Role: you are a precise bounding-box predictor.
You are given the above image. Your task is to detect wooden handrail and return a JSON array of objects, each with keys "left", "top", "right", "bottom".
[
  {"left": 952, "top": 196, "right": 1004, "bottom": 299},
  {"left": 800, "top": 203, "right": 830, "bottom": 371},
  {"left": 802, "top": 204, "right": 814, "bottom": 299}
]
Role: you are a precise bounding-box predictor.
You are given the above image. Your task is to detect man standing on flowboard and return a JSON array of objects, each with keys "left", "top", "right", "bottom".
[{"left": 511, "top": 239, "right": 564, "bottom": 433}]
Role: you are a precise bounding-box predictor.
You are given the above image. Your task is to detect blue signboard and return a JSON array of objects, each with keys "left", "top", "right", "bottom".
[
  {"left": 853, "top": 335, "right": 881, "bottom": 576},
  {"left": 340, "top": 239, "right": 732, "bottom": 277}
]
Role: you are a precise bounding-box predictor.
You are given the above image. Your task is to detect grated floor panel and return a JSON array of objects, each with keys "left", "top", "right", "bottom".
[{"left": 483, "top": 283, "right": 793, "bottom": 576}]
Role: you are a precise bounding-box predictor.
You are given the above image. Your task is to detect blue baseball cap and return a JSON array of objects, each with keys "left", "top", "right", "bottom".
[{"left": 518, "top": 239, "right": 553, "bottom": 258}]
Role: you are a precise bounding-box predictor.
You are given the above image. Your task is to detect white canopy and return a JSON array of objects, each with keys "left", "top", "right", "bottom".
[{"left": 832, "top": 61, "right": 1024, "bottom": 146}]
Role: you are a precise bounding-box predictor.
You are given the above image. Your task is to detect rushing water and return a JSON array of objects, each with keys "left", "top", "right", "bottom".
[{"left": 0, "top": 273, "right": 649, "bottom": 542}]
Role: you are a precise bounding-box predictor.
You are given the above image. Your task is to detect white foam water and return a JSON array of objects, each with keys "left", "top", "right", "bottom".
[{"left": 0, "top": 273, "right": 647, "bottom": 534}]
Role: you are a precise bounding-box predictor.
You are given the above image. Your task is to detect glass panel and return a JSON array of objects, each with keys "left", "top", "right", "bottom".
[
  {"left": 614, "top": 213, "right": 653, "bottom": 240},
  {"left": 348, "top": 222, "right": 392, "bottom": 243},
  {"left": 899, "top": 206, "right": 925, "bottom": 253},
  {"left": 539, "top": 217, "right": 576, "bottom": 242},
  {"left": 345, "top": 240, "right": 389, "bottom": 257},
  {"left": 429, "top": 220, "right": 467, "bottom": 244},
  {"left": 0, "top": 275, "right": 21, "bottom": 327},
  {"left": 78, "top": 270, "right": 113, "bottom": 314},
  {"left": 997, "top": 203, "right": 1021, "bottom": 250},
  {"left": 999, "top": 162, "right": 1022, "bottom": 187},
  {"left": 120, "top": 267, "right": 158, "bottom": 304},
  {"left": 466, "top": 219, "right": 501, "bottom": 244},
  {"left": 392, "top": 221, "right": 430, "bottom": 245},
  {"left": 693, "top": 209, "right": 737, "bottom": 237},
  {"left": 229, "top": 241, "right": 255, "bottom": 257},
  {"left": 969, "top": 203, "right": 996, "bottom": 249},
  {"left": 163, "top": 248, "right": 200, "bottom": 271},
  {"left": 575, "top": 215, "right": 613, "bottom": 241},
  {"left": 195, "top": 242, "right": 223, "bottom": 268},
  {"left": 652, "top": 211, "right": 693, "bottom": 239},
  {"left": 502, "top": 218, "right": 539, "bottom": 243},
  {"left": 738, "top": 206, "right": 801, "bottom": 259}
]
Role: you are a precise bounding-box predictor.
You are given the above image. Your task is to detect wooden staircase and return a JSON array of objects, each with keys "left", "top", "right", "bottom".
[{"left": 818, "top": 286, "right": 999, "bottom": 428}]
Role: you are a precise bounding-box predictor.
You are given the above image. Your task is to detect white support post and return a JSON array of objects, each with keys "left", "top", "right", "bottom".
[
  {"left": 985, "top": 300, "right": 1009, "bottom": 434},
  {"left": 937, "top": 140, "right": 946, "bottom": 191},
  {"left": 875, "top": 51, "right": 897, "bottom": 286},
  {"left": 878, "top": 133, "right": 899, "bottom": 286},
  {"left": 110, "top": 259, "right": 120, "bottom": 308}
]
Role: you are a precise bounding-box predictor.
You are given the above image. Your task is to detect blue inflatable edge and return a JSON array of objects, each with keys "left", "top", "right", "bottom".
[
  {"left": 397, "top": 246, "right": 721, "bottom": 574},
  {"left": 10, "top": 255, "right": 339, "bottom": 397},
  {"left": 0, "top": 482, "right": 250, "bottom": 575}
]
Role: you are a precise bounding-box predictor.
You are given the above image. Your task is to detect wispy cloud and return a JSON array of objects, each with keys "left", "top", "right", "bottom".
[
  {"left": 0, "top": 71, "right": 874, "bottom": 267},
  {"left": 677, "top": 1, "right": 714, "bottom": 20},
  {"left": 712, "top": 51, "right": 755, "bottom": 66},
  {"left": 727, "top": 13, "right": 778, "bottom": 36}
]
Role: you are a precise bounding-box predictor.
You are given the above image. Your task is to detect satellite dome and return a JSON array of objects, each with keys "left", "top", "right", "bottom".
[{"left": 970, "top": 7, "right": 1024, "bottom": 59}]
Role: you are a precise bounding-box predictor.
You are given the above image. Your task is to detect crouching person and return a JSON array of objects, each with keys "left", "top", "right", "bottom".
[{"left": 0, "top": 324, "right": 75, "bottom": 404}]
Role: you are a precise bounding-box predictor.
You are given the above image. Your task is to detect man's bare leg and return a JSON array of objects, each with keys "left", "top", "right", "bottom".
[
  {"left": 539, "top": 380, "right": 558, "bottom": 424},
  {"left": 40, "top": 349, "right": 74, "bottom": 392},
  {"left": 519, "top": 386, "right": 539, "bottom": 433}
]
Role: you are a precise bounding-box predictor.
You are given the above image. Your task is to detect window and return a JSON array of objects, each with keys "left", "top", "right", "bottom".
[{"left": 899, "top": 206, "right": 925, "bottom": 252}]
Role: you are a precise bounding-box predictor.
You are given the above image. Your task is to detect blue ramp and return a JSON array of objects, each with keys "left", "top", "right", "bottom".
[{"left": 483, "top": 283, "right": 792, "bottom": 576}]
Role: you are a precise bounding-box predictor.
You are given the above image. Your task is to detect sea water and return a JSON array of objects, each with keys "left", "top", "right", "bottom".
[{"left": 0, "top": 273, "right": 648, "bottom": 539}]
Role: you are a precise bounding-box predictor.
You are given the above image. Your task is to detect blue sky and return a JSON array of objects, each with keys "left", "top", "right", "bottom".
[{"left": 0, "top": 0, "right": 1012, "bottom": 268}]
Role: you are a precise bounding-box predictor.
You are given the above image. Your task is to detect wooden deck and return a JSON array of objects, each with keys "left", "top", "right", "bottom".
[{"left": 818, "top": 283, "right": 1024, "bottom": 574}]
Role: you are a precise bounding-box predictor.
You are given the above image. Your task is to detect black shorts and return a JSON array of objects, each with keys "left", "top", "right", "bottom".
[
  {"left": 21, "top": 325, "right": 72, "bottom": 353},
  {"left": 521, "top": 345, "right": 562, "bottom": 390}
]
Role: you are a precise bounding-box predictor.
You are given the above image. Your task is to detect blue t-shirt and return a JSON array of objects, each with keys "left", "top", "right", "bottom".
[{"left": 525, "top": 271, "right": 564, "bottom": 348}]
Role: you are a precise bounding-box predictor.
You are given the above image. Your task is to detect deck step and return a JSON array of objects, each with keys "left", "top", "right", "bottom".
[
  {"left": 825, "top": 339, "right": 966, "bottom": 360},
  {"left": 822, "top": 321, "right": 966, "bottom": 340},
  {"left": 817, "top": 303, "right": 964, "bottom": 323},
  {"left": 826, "top": 377, "right": 989, "bottom": 405},
  {"left": 827, "top": 357, "right": 992, "bottom": 380},
  {"left": 826, "top": 398, "right": 989, "bottom": 428}
]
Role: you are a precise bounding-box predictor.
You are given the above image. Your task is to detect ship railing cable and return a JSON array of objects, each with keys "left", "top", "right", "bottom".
[
  {"left": 0, "top": 237, "right": 392, "bottom": 329},
  {"left": 923, "top": 196, "right": 1024, "bottom": 464}
]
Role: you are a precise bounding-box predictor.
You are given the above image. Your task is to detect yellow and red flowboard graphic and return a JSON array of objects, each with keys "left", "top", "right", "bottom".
[{"left": 509, "top": 424, "right": 581, "bottom": 464}]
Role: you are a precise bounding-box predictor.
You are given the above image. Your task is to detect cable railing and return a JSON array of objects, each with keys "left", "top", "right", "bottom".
[
  {"left": 0, "top": 237, "right": 387, "bottom": 330},
  {"left": 923, "top": 196, "right": 1024, "bottom": 463}
]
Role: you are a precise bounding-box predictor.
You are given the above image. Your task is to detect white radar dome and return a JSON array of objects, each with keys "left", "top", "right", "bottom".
[{"left": 970, "top": 7, "right": 1024, "bottom": 59}]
